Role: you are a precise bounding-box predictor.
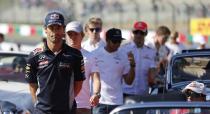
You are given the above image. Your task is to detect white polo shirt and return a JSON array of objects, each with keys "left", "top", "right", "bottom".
[
  {"left": 120, "top": 42, "right": 156, "bottom": 95},
  {"left": 166, "top": 42, "right": 185, "bottom": 60},
  {"left": 82, "top": 39, "right": 106, "bottom": 52},
  {"left": 93, "top": 47, "right": 130, "bottom": 105},
  {"left": 146, "top": 41, "right": 169, "bottom": 65},
  {"left": 75, "top": 48, "right": 99, "bottom": 109}
]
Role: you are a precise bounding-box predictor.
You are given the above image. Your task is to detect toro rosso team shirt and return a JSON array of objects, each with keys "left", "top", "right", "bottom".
[{"left": 25, "top": 42, "right": 85, "bottom": 112}]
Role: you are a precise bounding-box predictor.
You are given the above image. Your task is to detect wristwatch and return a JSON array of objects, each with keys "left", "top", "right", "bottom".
[{"left": 94, "top": 92, "right": 101, "bottom": 98}]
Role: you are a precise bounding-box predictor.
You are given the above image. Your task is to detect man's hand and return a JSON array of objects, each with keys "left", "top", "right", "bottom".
[
  {"left": 127, "top": 51, "right": 135, "bottom": 67},
  {"left": 89, "top": 93, "right": 100, "bottom": 106}
]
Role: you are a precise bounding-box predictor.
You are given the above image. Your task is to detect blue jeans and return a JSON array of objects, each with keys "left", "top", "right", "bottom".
[{"left": 93, "top": 103, "right": 119, "bottom": 114}]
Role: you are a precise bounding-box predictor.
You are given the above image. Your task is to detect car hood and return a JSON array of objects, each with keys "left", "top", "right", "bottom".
[{"left": 0, "top": 81, "right": 33, "bottom": 110}]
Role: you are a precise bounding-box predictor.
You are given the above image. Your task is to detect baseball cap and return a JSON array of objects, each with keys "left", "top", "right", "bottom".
[
  {"left": 65, "top": 21, "right": 83, "bottom": 33},
  {"left": 44, "top": 11, "right": 65, "bottom": 27},
  {"left": 106, "top": 28, "right": 125, "bottom": 41},
  {"left": 133, "top": 21, "right": 148, "bottom": 33},
  {"left": 182, "top": 81, "right": 207, "bottom": 95}
]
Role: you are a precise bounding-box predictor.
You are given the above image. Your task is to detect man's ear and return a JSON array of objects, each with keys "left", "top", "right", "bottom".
[
  {"left": 44, "top": 27, "right": 47, "bottom": 34},
  {"left": 81, "top": 32, "right": 85, "bottom": 38}
]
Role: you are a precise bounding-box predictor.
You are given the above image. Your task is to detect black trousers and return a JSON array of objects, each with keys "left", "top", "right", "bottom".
[{"left": 33, "top": 100, "right": 77, "bottom": 114}]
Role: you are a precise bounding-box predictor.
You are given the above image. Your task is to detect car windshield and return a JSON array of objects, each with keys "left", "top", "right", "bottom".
[
  {"left": 0, "top": 53, "right": 28, "bottom": 83},
  {"left": 172, "top": 55, "right": 210, "bottom": 84},
  {"left": 112, "top": 107, "right": 210, "bottom": 114},
  {"left": 110, "top": 102, "right": 210, "bottom": 114}
]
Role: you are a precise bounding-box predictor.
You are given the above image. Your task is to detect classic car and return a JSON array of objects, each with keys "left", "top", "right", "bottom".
[
  {"left": 124, "top": 49, "right": 210, "bottom": 103},
  {"left": 110, "top": 101, "right": 210, "bottom": 114},
  {"left": 0, "top": 51, "right": 33, "bottom": 114},
  {"left": 165, "top": 49, "right": 210, "bottom": 100}
]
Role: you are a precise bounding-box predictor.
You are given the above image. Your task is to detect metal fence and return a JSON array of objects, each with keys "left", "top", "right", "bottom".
[{"left": 0, "top": 0, "right": 210, "bottom": 35}]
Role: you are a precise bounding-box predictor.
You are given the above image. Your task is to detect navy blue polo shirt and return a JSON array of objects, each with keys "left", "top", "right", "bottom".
[{"left": 25, "top": 42, "right": 85, "bottom": 113}]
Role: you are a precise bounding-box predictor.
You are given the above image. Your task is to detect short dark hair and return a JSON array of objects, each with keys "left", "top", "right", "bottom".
[
  {"left": 171, "top": 31, "right": 179, "bottom": 39},
  {"left": 0, "top": 33, "right": 4, "bottom": 39}
]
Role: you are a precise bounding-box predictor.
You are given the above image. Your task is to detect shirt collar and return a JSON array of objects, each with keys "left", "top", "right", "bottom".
[
  {"left": 130, "top": 41, "right": 145, "bottom": 49},
  {"left": 43, "top": 40, "right": 67, "bottom": 52}
]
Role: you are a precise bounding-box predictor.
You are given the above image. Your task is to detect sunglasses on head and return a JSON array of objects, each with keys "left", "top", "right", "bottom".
[
  {"left": 132, "top": 30, "right": 146, "bottom": 35},
  {"left": 89, "top": 27, "right": 101, "bottom": 33}
]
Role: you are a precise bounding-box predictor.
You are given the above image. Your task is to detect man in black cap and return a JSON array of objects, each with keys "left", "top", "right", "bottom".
[
  {"left": 93, "top": 28, "right": 135, "bottom": 114},
  {"left": 25, "top": 10, "right": 85, "bottom": 114}
]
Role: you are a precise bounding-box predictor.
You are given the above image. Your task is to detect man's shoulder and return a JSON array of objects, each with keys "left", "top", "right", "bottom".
[
  {"left": 65, "top": 45, "right": 83, "bottom": 58},
  {"left": 81, "top": 39, "right": 89, "bottom": 47},
  {"left": 144, "top": 45, "right": 155, "bottom": 51},
  {"left": 30, "top": 47, "right": 44, "bottom": 56}
]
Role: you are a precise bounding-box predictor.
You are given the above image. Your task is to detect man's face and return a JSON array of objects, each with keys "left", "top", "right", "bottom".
[
  {"left": 66, "top": 31, "right": 83, "bottom": 47},
  {"left": 45, "top": 24, "right": 65, "bottom": 43},
  {"left": 185, "top": 90, "right": 206, "bottom": 102},
  {"left": 157, "top": 34, "right": 169, "bottom": 45},
  {"left": 132, "top": 30, "right": 146, "bottom": 48},
  {"left": 86, "top": 23, "right": 102, "bottom": 41},
  {"left": 106, "top": 39, "right": 122, "bottom": 52},
  {"left": 0, "top": 37, "right": 3, "bottom": 43}
]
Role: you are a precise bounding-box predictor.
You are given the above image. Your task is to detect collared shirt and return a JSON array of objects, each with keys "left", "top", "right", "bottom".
[
  {"left": 75, "top": 48, "right": 99, "bottom": 109},
  {"left": 93, "top": 47, "right": 130, "bottom": 105},
  {"left": 120, "top": 42, "right": 156, "bottom": 95},
  {"left": 166, "top": 42, "right": 185, "bottom": 60},
  {"left": 25, "top": 41, "right": 85, "bottom": 113},
  {"left": 146, "top": 41, "right": 169, "bottom": 65},
  {"left": 81, "top": 38, "right": 105, "bottom": 52}
]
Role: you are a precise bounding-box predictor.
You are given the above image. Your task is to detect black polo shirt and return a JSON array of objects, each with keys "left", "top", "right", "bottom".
[{"left": 25, "top": 42, "right": 85, "bottom": 113}]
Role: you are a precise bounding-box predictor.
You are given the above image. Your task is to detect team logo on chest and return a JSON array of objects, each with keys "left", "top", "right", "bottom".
[
  {"left": 38, "top": 55, "right": 49, "bottom": 69},
  {"left": 59, "top": 62, "right": 71, "bottom": 68}
]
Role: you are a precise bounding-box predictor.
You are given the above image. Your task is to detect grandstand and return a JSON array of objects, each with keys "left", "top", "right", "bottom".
[{"left": 0, "top": 0, "right": 210, "bottom": 44}]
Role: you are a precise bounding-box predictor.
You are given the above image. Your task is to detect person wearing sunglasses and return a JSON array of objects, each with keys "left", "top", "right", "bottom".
[
  {"left": 170, "top": 81, "right": 207, "bottom": 114},
  {"left": 93, "top": 28, "right": 135, "bottom": 114},
  {"left": 182, "top": 81, "right": 207, "bottom": 101},
  {"left": 65, "top": 21, "right": 101, "bottom": 114},
  {"left": 120, "top": 21, "right": 156, "bottom": 97},
  {"left": 82, "top": 17, "right": 105, "bottom": 52}
]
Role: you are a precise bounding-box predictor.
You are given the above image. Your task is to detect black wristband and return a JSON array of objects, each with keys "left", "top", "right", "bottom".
[{"left": 94, "top": 93, "right": 101, "bottom": 98}]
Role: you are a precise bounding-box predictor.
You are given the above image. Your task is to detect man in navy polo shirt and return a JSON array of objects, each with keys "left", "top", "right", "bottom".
[{"left": 25, "top": 10, "right": 85, "bottom": 114}]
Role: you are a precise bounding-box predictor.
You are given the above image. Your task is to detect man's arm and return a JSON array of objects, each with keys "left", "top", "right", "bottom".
[
  {"left": 89, "top": 72, "right": 101, "bottom": 106},
  {"left": 74, "top": 81, "right": 83, "bottom": 97},
  {"left": 124, "top": 52, "right": 135, "bottom": 85},
  {"left": 123, "top": 66, "right": 135, "bottom": 85},
  {"left": 148, "top": 68, "right": 156, "bottom": 86},
  {"left": 29, "top": 83, "right": 38, "bottom": 103}
]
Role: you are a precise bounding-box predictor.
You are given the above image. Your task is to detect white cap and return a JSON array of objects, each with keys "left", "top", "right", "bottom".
[
  {"left": 182, "top": 81, "right": 207, "bottom": 95},
  {"left": 65, "top": 21, "right": 83, "bottom": 33}
]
